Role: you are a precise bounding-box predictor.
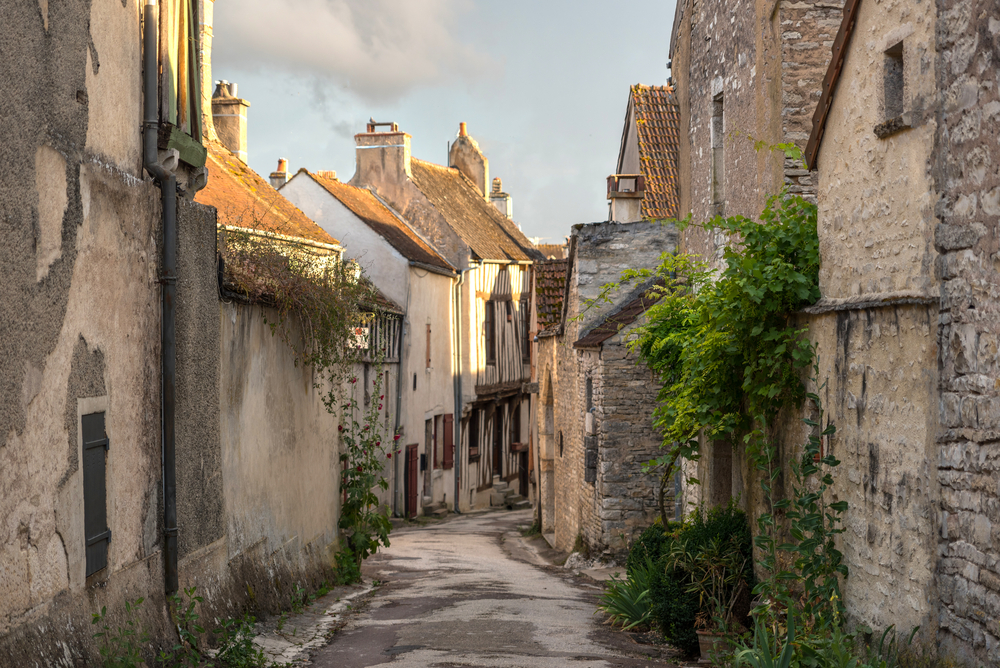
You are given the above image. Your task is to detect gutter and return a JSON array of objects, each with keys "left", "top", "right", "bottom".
[
  {"left": 409, "top": 260, "right": 458, "bottom": 278},
  {"left": 143, "top": 0, "right": 179, "bottom": 595}
]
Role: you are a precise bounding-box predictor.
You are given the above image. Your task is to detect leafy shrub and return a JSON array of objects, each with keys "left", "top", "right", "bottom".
[
  {"left": 597, "top": 559, "right": 657, "bottom": 631},
  {"left": 92, "top": 597, "right": 149, "bottom": 668},
  {"left": 627, "top": 503, "right": 754, "bottom": 655}
]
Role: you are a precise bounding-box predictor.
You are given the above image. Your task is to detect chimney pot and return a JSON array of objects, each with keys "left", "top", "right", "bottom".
[
  {"left": 316, "top": 170, "right": 337, "bottom": 181},
  {"left": 492, "top": 177, "right": 502, "bottom": 194},
  {"left": 459, "top": 122, "right": 467, "bottom": 137},
  {"left": 269, "top": 157, "right": 289, "bottom": 189},
  {"left": 277, "top": 157, "right": 288, "bottom": 172}
]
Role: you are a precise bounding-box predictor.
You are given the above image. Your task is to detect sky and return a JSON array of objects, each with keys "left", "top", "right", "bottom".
[{"left": 211, "top": 0, "right": 677, "bottom": 244}]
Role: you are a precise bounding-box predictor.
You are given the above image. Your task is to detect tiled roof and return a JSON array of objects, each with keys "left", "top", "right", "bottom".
[
  {"left": 196, "top": 144, "right": 339, "bottom": 247},
  {"left": 409, "top": 159, "right": 544, "bottom": 263},
  {"left": 303, "top": 171, "right": 455, "bottom": 273},
  {"left": 573, "top": 278, "right": 665, "bottom": 349},
  {"left": 536, "top": 259, "right": 569, "bottom": 332},
  {"left": 630, "top": 84, "right": 680, "bottom": 220}
]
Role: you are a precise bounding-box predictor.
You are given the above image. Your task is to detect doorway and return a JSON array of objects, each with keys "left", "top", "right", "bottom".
[{"left": 405, "top": 444, "right": 419, "bottom": 518}]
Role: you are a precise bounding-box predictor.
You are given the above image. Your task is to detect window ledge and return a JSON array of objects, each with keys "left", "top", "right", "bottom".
[{"left": 874, "top": 113, "right": 912, "bottom": 139}]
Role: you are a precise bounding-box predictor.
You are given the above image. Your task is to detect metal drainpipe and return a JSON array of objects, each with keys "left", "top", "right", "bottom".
[
  {"left": 393, "top": 268, "right": 412, "bottom": 517},
  {"left": 452, "top": 270, "right": 465, "bottom": 514},
  {"left": 143, "top": 0, "right": 179, "bottom": 595}
]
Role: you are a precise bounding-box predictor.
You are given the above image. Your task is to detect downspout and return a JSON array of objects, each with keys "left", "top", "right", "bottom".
[
  {"left": 452, "top": 270, "right": 466, "bottom": 514},
  {"left": 393, "top": 268, "right": 411, "bottom": 517},
  {"left": 143, "top": 0, "right": 179, "bottom": 595}
]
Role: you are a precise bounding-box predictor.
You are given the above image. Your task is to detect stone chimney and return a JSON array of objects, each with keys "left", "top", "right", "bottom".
[
  {"left": 352, "top": 119, "right": 411, "bottom": 188},
  {"left": 490, "top": 177, "right": 513, "bottom": 219},
  {"left": 449, "top": 122, "right": 489, "bottom": 198},
  {"left": 212, "top": 80, "right": 250, "bottom": 162},
  {"left": 269, "top": 158, "right": 288, "bottom": 189},
  {"left": 197, "top": 0, "right": 218, "bottom": 142},
  {"left": 607, "top": 173, "right": 645, "bottom": 223}
]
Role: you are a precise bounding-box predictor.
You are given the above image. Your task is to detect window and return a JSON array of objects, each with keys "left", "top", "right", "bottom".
[
  {"left": 711, "top": 93, "right": 725, "bottom": 215},
  {"left": 413, "top": 372, "right": 417, "bottom": 391},
  {"left": 520, "top": 299, "right": 530, "bottom": 363},
  {"left": 83, "top": 412, "right": 110, "bottom": 577},
  {"left": 484, "top": 301, "right": 496, "bottom": 365},
  {"left": 510, "top": 404, "right": 521, "bottom": 448},
  {"left": 884, "top": 42, "right": 904, "bottom": 120},
  {"left": 469, "top": 409, "right": 480, "bottom": 459}
]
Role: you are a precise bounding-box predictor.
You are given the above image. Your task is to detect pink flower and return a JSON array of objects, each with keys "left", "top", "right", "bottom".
[{"left": 351, "top": 377, "right": 357, "bottom": 384}]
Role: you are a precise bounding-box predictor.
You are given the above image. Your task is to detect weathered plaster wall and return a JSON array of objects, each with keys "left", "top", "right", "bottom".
[
  {"left": 932, "top": 0, "right": 1000, "bottom": 662},
  {"left": 0, "top": 1, "right": 179, "bottom": 662},
  {"left": 220, "top": 303, "right": 341, "bottom": 574}
]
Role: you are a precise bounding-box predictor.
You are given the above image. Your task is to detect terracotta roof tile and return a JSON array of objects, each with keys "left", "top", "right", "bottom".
[
  {"left": 630, "top": 85, "right": 680, "bottom": 220},
  {"left": 536, "top": 259, "right": 569, "bottom": 331},
  {"left": 409, "top": 159, "right": 544, "bottom": 262},
  {"left": 573, "top": 278, "right": 665, "bottom": 349},
  {"left": 303, "top": 171, "right": 455, "bottom": 273},
  {"left": 196, "top": 144, "right": 339, "bottom": 247}
]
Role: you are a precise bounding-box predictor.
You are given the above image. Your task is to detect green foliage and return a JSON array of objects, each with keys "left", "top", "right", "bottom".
[
  {"left": 634, "top": 192, "right": 820, "bottom": 471},
  {"left": 734, "top": 614, "right": 796, "bottom": 668},
  {"left": 158, "top": 587, "right": 207, "bottom": 667},
  {"left": 92, "top": 597, "right": 150, "bottom": 668},
  {"left": 625, "top": 504, "right": 754, "bottom": 655},
  {"left": 666, "top": 534, "right": 751, "bottom": 633},
  {"left": 289, "top": 584, "right": 306, "bottom": 615},
  {"left": 596, "top": 557, "right": 659, "bottom": 630},
  {"left": 213, "top": 615, "right": 266, "bottom": 668},
  {"left": 337, "top": 349, "right": 394, "bottom": 576}
]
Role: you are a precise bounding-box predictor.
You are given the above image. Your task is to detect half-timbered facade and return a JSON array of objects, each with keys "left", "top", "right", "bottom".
[{"left": 348, "top": 121, "right": 543, "bottom": 511}]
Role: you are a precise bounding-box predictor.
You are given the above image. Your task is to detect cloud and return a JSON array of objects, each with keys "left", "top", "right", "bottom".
[{"left": 212, "top": 0, "right": 494, "bottom": 103}]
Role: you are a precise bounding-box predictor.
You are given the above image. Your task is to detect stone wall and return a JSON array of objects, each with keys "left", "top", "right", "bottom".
[
  {"left": 592, "top": 329, "right": 672, "bottom": 553},
  {"left": 540, "top": 220, "right": 676, "bottom": 555},
  {"left": 932, "top": 0, "right": 1000, "bottom": 662}
]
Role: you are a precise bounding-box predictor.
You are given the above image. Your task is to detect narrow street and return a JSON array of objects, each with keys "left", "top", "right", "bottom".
[{"left": 308, "top": 510, "right": 679, "bottom": 668}]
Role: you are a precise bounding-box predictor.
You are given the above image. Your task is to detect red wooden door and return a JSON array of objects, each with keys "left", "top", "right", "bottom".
[{"left": 405, "top": 444, "right": 419, "bottom": 519}]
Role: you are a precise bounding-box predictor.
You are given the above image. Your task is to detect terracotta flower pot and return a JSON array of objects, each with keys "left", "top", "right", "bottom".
[{"left": 696, "top": 629, "right": 733, "bottom": 664}]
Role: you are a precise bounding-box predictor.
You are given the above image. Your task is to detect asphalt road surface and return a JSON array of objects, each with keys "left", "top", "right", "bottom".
[{"left": 309, "top": 509, "right": 679, "bottom": 668}]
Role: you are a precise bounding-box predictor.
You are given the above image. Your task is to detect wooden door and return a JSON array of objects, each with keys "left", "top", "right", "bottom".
[
  {"left": 492, "top": 411, "right": 503, "bottom": 478},
  {"left": 405, "top": 444, "right": 419, "bottom": 519}
]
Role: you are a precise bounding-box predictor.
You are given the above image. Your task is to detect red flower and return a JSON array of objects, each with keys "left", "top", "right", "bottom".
[
  {"left": 375, "top": 441, "right": 381, "bottom": 447},
  {"left": 386, "top": 453, "right": 392, "bottom": 459},
  {"left": 337, "top": 425, "right": 343, "bottom": 432},
  {"left": 378, "top": 404, "right": 383, "bottom": 410},
  {"left": 394, "top": 434, "right": 401, "bottom": 441},
  {"left": 356, "top": 465, "right": 362, "bottom": 472},
  {"left": 380, "top": 395, "right": 384, "bottom": 400},
  {"left": 351, "top": 377, "right": 357, "bottom": 384}
]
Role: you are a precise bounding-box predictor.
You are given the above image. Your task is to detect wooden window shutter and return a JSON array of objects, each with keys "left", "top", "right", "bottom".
[
  {"left": 83, "top": 412, "right": 110, "bottom": 576},
  {"left": 443, "top": 414, "right": 454, "bottom": 469}
]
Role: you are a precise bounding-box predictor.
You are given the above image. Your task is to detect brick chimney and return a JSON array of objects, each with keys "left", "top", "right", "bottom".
[
  {"left": 269, "top": 158, "right": 288, "bottom": 189},
  {"left": 490, "top": 177, "right": 513, "bottom": 219},
  {"left": 212, "top": 80, "right": 250, "bottom": 162},
  {"left": 352, "top": 119, "right": 411, "bottom": 188},
  {"left": 449, "top": 122, "right": 489, "bottom": 198}
]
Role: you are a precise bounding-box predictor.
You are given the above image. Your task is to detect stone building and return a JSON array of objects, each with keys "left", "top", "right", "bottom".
[
  {"left": 348, "top": 121, "right": 543, "bottom": 512},
  {"left": 671, "top": 0, "right": 1000, "bottom": 660},
  {"left": 800, "top": 0, "right": 1000, "bottom": 661},
  {"left": 0, "top": 0, "right": 212, "bottom": 662},
  {"left": 279, "top": 168, "right": 459, "bottom": 518},
  {"left": 536, "top": 222, "right": 678, "bottom": 556},
  {"left": 535, "top": 84, "right": 680, "bottom": 557}
]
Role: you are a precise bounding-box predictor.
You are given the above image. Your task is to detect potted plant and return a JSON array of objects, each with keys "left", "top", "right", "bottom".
[{"left": 666, "top": 534, "right": 750, "bottom": 663}]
